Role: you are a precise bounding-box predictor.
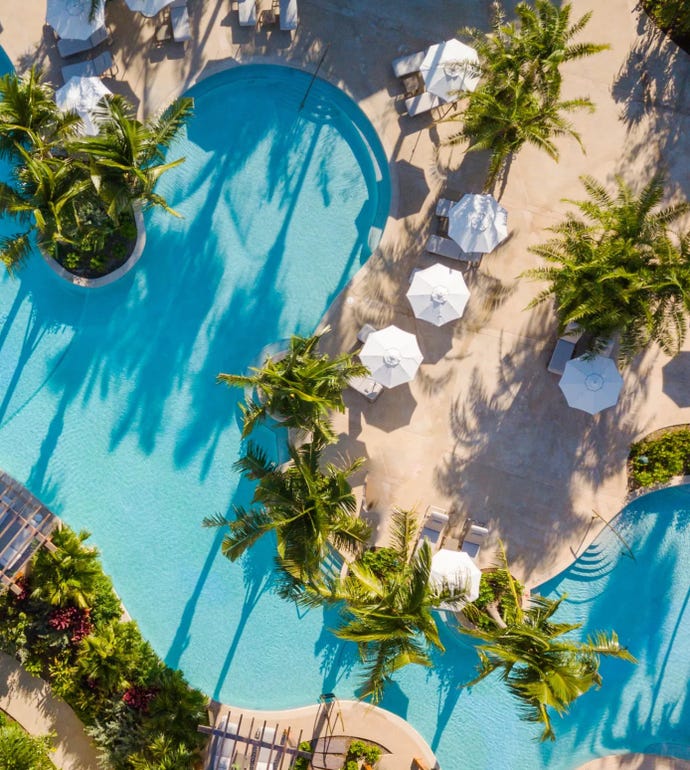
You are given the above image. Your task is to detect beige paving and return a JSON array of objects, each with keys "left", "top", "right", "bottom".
[
  {"left": 0, "top": 651, "right": 100, "bottom": 770},
  {"left": 208, "top": 699, "right": 437, "bottom": 769}
]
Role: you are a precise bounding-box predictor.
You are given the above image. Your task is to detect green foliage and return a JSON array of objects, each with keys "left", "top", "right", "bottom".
[
  {"left": 293, "top": 741, "right": 313, "bottom": 770},
  {"left": 469, "top": 569, "right": 524, "bottom": 632},
  {"left": 218, "top": 326, "right": 368, "bottom": 443},
  {"left": 629, "top": 428, "right": 690, "bottom": 488},
  {"left": 346, "top": 739, "right": 381, "bottom": 765},
  {"left": 460, "top": 546, "right": 635, "bottom": 741},
  {"left": 0, "top": 526, "right": 208, "bottom": 770},
  {"left": 204, "top": 437, "right": 370, "bottom": 595},
  {"left": 0, "top": 713, "right": 54, "bottom": 770},
  {"left": 360, "top": 547, "right": 402, "bottom": 580},
  {"left": 525, "top": 174, "right": 690, "bottom": 362},
  {"left": 0, "top": 67, "right": 191, "bottom": 275},
  {"left": 641, "top": 0, "right": 690, "bottom": 43},
  {"left": 449, "top": 0, "right": 607, "bottom": 188}
]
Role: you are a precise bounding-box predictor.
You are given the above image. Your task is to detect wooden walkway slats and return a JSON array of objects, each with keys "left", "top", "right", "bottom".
[{"left": 0, "top": 471, "right": 59, "bottom": 594}]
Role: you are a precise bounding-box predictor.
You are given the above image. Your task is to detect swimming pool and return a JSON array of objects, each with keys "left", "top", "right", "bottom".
[{"left": 1, "top": 54, "right": 690, "bottom": 769}]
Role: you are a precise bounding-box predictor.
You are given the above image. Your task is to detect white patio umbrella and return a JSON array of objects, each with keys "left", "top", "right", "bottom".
[
  {"left": 420, "top": 39, "right": 480, "bottom": 102},
  {"left": 448, "top": 194, "right": 509, "bottom": 255},
  {"left": 559, "top": 354, "right": 623, "bottom": 415},
  {"left": 430, "top": 548, "right": 482, "bottom": 611},
  {"left": 125, "top": 0, "right": 175, "bottom": 17},
  {"left": 55, "top": 76, "right": 111, "bottom": 136},
  {"left": 406, "top": 263, "right": 470, "bottom": 326},
  {"left": 359, "top": 325, "right": 423, "bottom": 388},
  {"left": 46, "top": 0, "right": 104, "bottom": 40}
]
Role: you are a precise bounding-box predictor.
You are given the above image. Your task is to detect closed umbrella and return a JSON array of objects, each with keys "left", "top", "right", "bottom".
[
  {"left": 55, "top": 76, "right": 111, "bottom": 136},
  {"left": 406, "top": 263, "right": 470, "bottom": 326},
  {"left": 448, "top": 194, "right": 508, "bottom": 255},
  {"left": 430, "top": 548, "right": 482, "bottom": 610},
  {"left": 420, "top": 39, "right": 480, "bottom": 102},
  {"left": 125, "top": 0, "right": 175, "bottom": 17},
  {"left": 46, "top": 0, "right": 104, "bottom": 40},
  {"left": 359, "top": 325, "right": 423, "bottom": 388},
  {"left": 559, "top": 355, "right": 623, "bottom": 415}
]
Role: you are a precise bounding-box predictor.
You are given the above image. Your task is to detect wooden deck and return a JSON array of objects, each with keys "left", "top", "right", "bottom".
[{"left": 0, "top": 471, "right": 59, "bottom": 595}]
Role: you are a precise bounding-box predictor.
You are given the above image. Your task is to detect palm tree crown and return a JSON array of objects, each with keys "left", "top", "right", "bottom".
[
  {"left": 307, "top": 508, "right": 470, "bottom": 703},
  {"left": 525, "top": 174, "right": 690, "bottom": 361},
  {"left": 461, "top": 557, "right": 635, "bottom": 741},
  {"left": 218, "top": 326, "right": 368, "bottom": 443},
  {"left": 204, "top": 439, "right": 370, "bottom": 595}
]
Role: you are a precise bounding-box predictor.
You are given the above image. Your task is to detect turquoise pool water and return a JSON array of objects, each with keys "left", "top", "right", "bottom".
[{"left": 1, "top": 53, "right": 690, "bottom": 769}]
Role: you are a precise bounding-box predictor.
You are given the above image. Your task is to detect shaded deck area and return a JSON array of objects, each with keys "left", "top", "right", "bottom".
[{"left": 0, "top": 470, "right": 59, "bottom": 594}]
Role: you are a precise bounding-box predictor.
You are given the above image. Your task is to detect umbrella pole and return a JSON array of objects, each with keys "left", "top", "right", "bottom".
[{"left": 299, "top": 44, "right": 330, "bottom": 111}]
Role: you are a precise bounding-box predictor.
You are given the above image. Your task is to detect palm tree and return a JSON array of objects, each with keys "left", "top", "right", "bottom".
[
  {"left": 450, "top": 0, "right": 607, "bottom": 190},
  {"left": 525, "top": 174, "right": 690, "bottom": 361},
  {"left": 0, "top": 66, "right": 79, "bottom": 156},
  {"left": 453, "top": 78, "right": 592, "bottom": 190},
  {"left": 218, "top": 327, "right": 369, "bottom": 443},
  {"left": 204, "top": 439, "right": 370, "bottom": 595},
  {"left": 462, "top": 586, "right": 635, "bottom": 741},
  {"left": 0, "top": 714, "right": 54, "bottom": 770},
  {"left": 75, "top": 621, "right": 143, "bottom": 695},
  {"left": 130, "top": 736, "right": 199, "bottom": 770},
  {"left": 30, "top": 529, "right": 103, "bottom": 609},
  {"left": 72, "top": 94, "right": 193, "bottom": 221},
  {"left": 308, "top": 508, "right": 469, "bottom": 703}
]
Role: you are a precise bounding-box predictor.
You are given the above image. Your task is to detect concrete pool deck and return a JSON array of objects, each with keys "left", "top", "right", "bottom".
[{"left": 2, "top": 1, "right": 690, "bottom": 768}]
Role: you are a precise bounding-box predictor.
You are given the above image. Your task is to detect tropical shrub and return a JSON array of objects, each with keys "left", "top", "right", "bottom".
[
  {"left": 468, "top": 569, "right": 524, "bottom": 632},
  {"left": 448, "top": 0, "right": 608, "bottom": 188},
  {"left": 345, "top": 739, "right": 381, "bottom": 767},
  {"left": 525, "top": 174, "right": 690, "bottom": 362},
  {"left": 0, "top": 712, "right": 54, "bottom": 770},
  {"left": 0, "top": 526, "right": 207, "bottom": 770},
  {"left": 629, "top": 427, "right": 690, "bottom": 488},
  {"left": 0, "top": 67, "right": 192, "bottom": 276},
  {"left": 641, "top": 0, "right": 690, "bottom": 48}
]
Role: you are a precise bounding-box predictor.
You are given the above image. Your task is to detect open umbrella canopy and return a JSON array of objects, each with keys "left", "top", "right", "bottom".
[
  {"left": 55, "top": 76, "right": 111, "bottom": 136},
  {"left": 420, "top": 39, "right": 480, "bottom": 102},
  {"left": 430, "top": 548, "right": 482, "bottom": 610},
  {"left": 46, "top": 0, "right": 104, "bottom": 40},
  {"left": 406, "top": 263, "right": 470, "bottom": 326},
  {"left": 359, "top": 325, "right": 423, "bottom": 388},
  {"left": 448, "top": 194, "right": 508, "bottom": 254},
  {"left": 559, "top": 354, "right": 623, "bottom": 415},
  {"left": 125, "top": 0, "right": 175, "bottom": 17}
]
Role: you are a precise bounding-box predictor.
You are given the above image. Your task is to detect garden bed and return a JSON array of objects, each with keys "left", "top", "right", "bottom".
[{"left": 628, "top": 424, "right": 690, "bottom": 490}]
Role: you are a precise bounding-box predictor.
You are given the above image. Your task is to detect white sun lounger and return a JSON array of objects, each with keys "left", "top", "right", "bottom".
[
  {"left": 348, "top": 375, "right": 383, "bottom": 402},
  {"left": 405, "top": 91, "right": 444, "bottom": 117},
  {"left": 392, "top": 50, "right": 426, "bottom": 79},
  {"left": 357, "top": 323, "right": 377, "bottom": 344},
  {"left": 461, "top": 522, "right": 489, "bottom": 559},
  {"left": 279, "top": 0, "right": 298, "bottom": 30},
  {"left": 254, "top": 726, "right": 277, "bottom": 770},
  {"left": 57, "top": 26, "right": 108, "bottom": 58},
  {"left": 170, "top": 4, "right": 192, "bottom": 41},
  {"left": 435, "top": 197, "right": 455, "bottom": 218},
  {"left": 547, "top": 323, "right": 583, "bottom": 375},
  {"left": 426, "top": 234, "right": 482, "bottom": 265},
  {"left": 238, "top": 0, "right": 257, "bottom": 26},
  {"left": 61, "top": 51, "right": 113, "bottom": 82},
  {"left": 417, "top": 507, "right": 449, "bottom": 553}
]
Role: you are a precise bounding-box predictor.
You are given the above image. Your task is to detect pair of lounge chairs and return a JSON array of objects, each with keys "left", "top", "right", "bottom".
[
  {"left": 239, "top": 0, "right": 296, "bottom": 29},
  {"left": 61, "top": 51, "right": 114, "bottom": 82},
  {"left": 348, "top": 323, "right": 383, "bottom": 402},
  {"left": 56, "top": 26, "right": 109, "bottom": 59},
  {"left": 391, "top": 49, "right": 445, "bottom": 118},
  {"left": 425, "top": 196, "right": 483, "bottom": 266},
  {"left": 417, "top": 506, "right": 450, "bottom": 553}
]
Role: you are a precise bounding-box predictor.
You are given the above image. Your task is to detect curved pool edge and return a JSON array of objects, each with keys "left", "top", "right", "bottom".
[
  {"left": 153, "top": 54, "right": 400, "bottom": 249},
  {"left": 576, "top": 752, "right": 690, "bottom": 770},
  {"left": 207, "top": 697, "right": 439, "bottom": 769}
]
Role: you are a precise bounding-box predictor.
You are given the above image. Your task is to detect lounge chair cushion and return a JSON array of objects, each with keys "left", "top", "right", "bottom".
[
  {"left": 238, "top": 0, "right": 257, "bottom": 26},
  {"left": 171, "top": 5, "right": 192, "bottom": 41},
  {"left": 348, "top": 375, "right": 382, "bottom": 402},
  {"left": 279, "top": 0, "right": 298, "bottom": 30},
  {"left": 547, "top": 337, "right": 576, "bottom": 375},
  {"left": 57, "top": 26, "right": 108, "bottom": 58},
  {"left": 392, "top": 50, "right": 426, "bottom": 79},
  {"left": 61, "top": 51, "right": 113, "bottom": 81},
  {"left": 405, "top": 91, "right": 444, "bottom": 117}
]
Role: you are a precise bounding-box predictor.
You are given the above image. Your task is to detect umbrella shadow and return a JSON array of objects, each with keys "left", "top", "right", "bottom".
[
  {"left": 362, "top": 383, "right": 418, "bottom": 433},
  {"left": 662, "top": 351, "right": 690, "bottom": 408}
]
